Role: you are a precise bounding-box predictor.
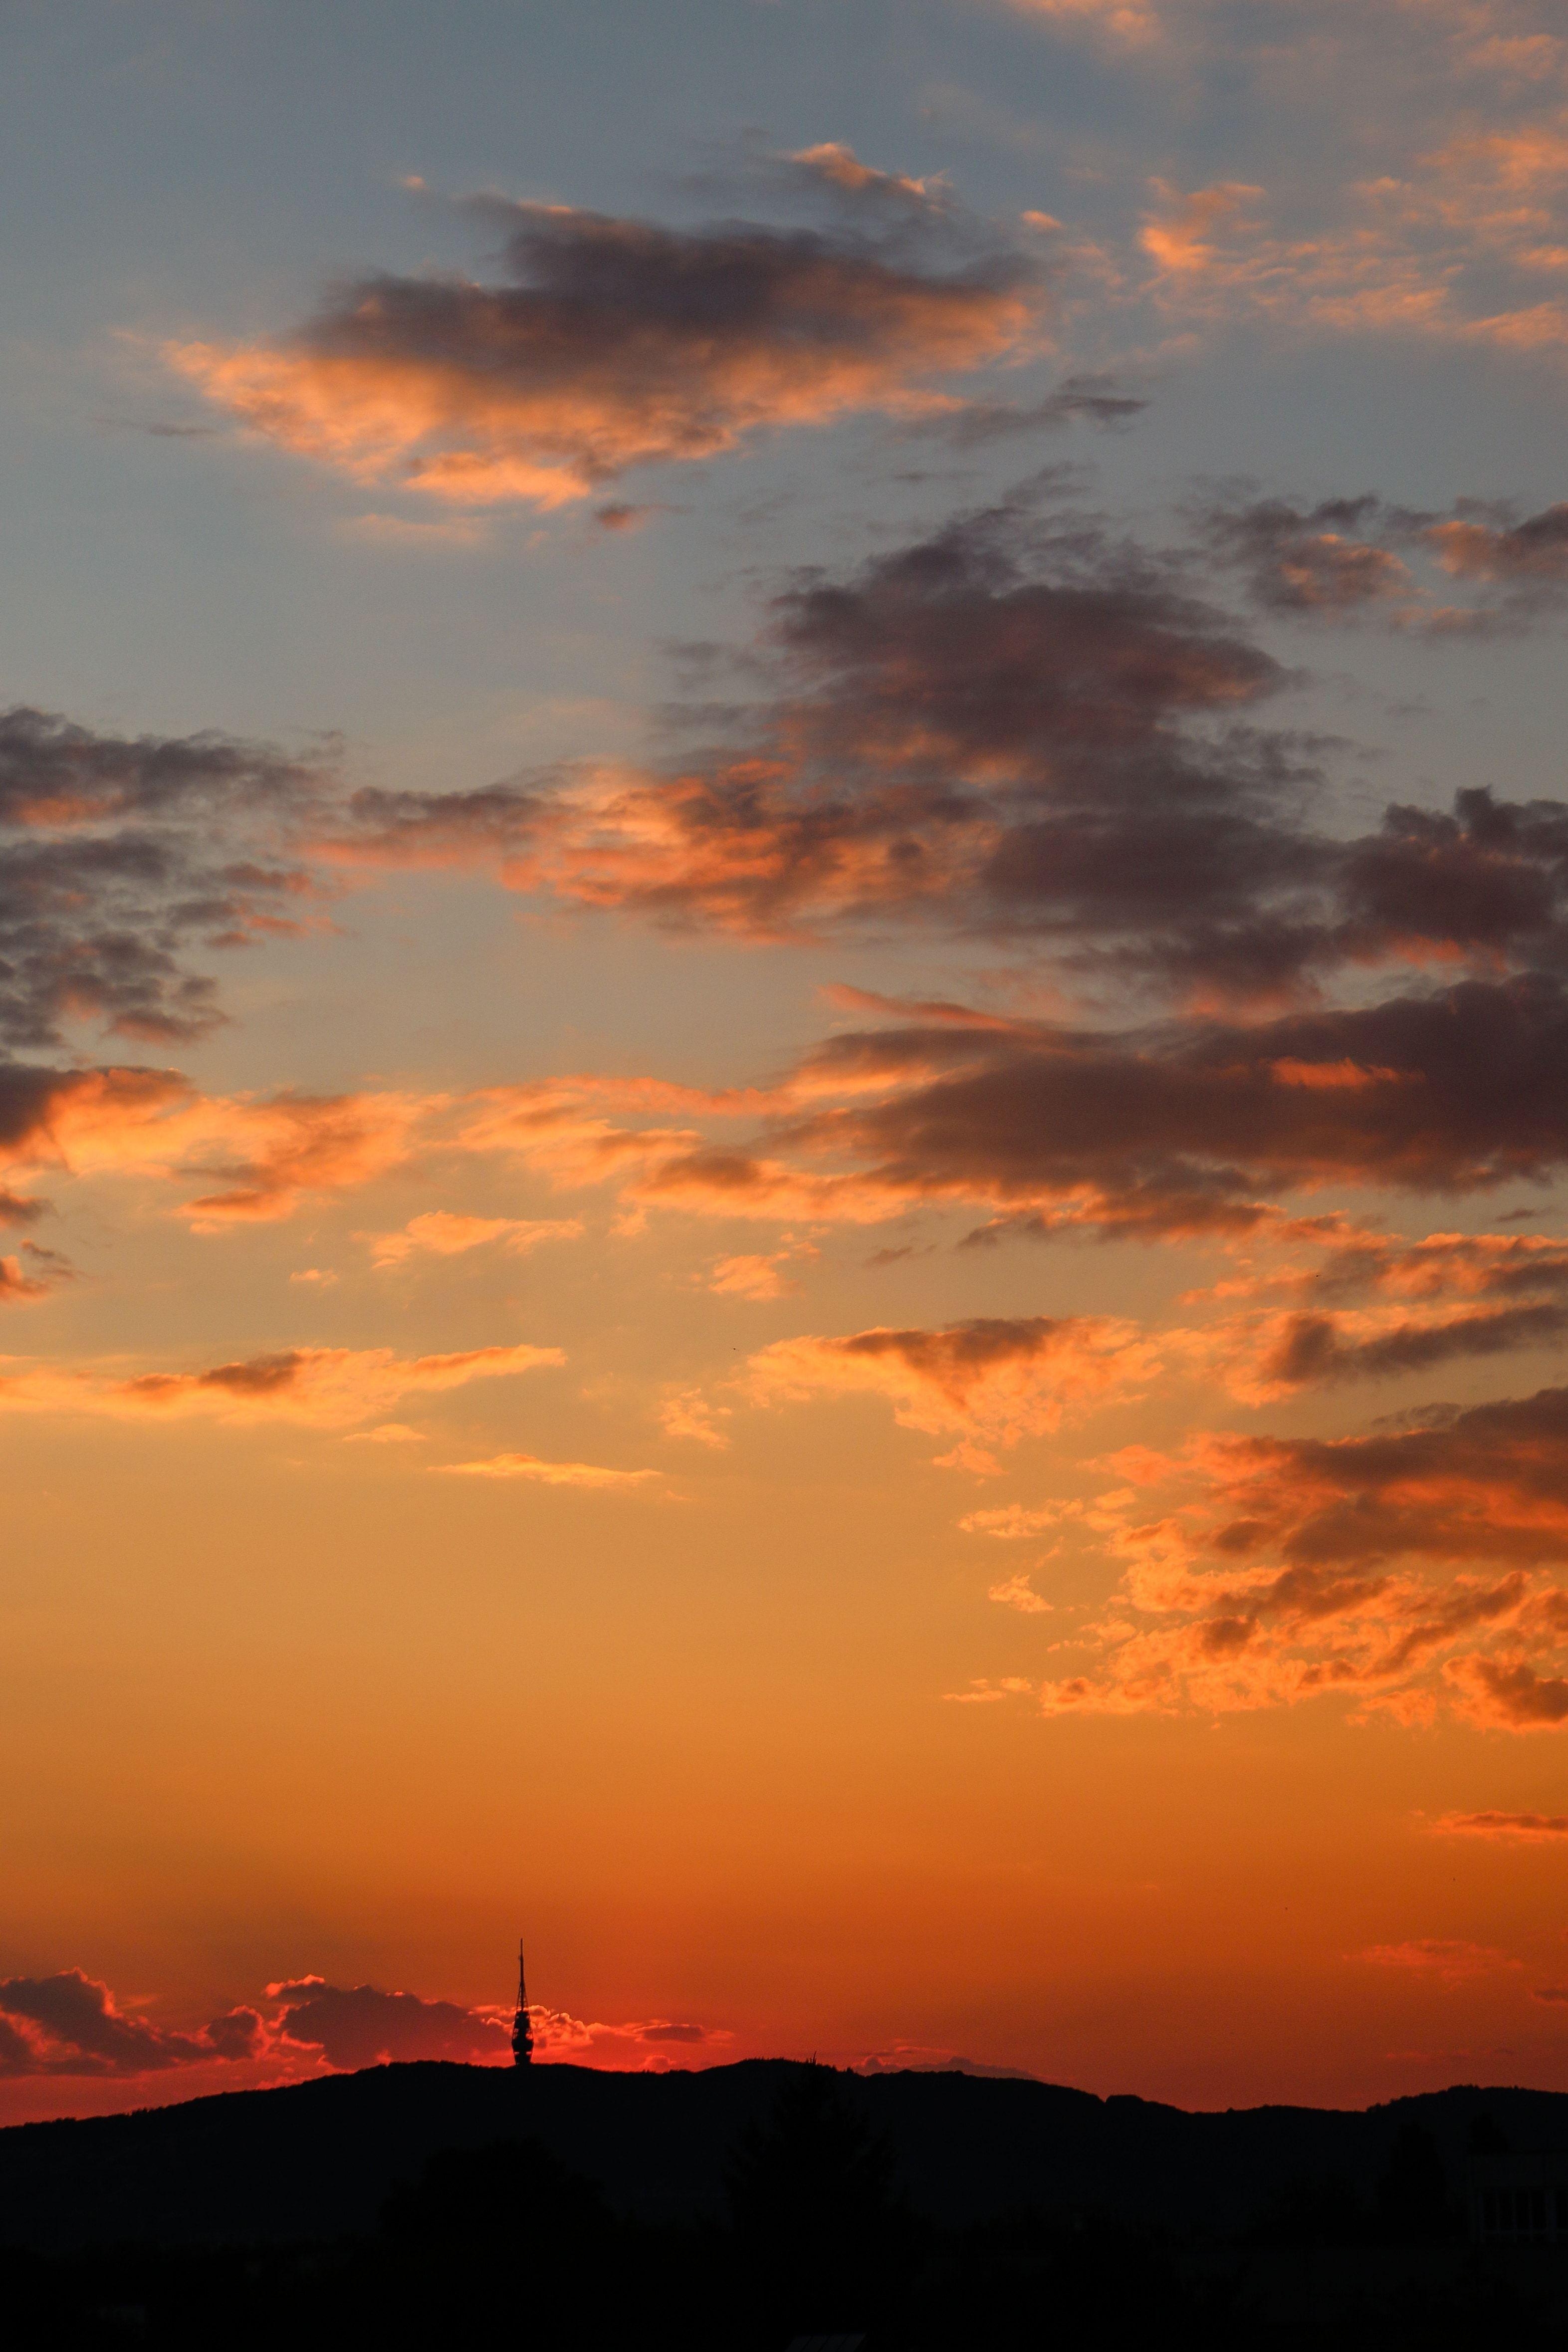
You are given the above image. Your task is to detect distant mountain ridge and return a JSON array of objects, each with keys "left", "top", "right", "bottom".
[{"left": 2, "top": 2060, "right": 1566, "bottom": 2253}]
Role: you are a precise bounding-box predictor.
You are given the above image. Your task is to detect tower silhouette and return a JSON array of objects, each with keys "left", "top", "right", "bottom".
[{"left": 511, "top": 1939, "right": 533, "bottom": 2067}]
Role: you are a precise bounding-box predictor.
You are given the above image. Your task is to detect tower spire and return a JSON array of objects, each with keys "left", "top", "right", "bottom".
[{"left": 511, "top": 1937, "right": 533, "bottom": 2067}]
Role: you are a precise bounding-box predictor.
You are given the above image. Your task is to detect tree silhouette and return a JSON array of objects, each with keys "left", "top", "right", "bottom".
[
  {"left": 723, "top": 2065, "right": 907, "bottom": 2331},
  {"left": 1374, "top": 2120, "right": 1455, "bottom": 2245}
]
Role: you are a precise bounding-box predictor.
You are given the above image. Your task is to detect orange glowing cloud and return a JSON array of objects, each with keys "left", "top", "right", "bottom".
[
  {"left": 0, "top": 1339, "right": 561, "bottom": 1429},
  {"left": 525, "top": 2004, "right": 731, "bottom": 2070},
  {"left": 999, "top": 1383, "right": 1568, "bottom": 1727},
  {"left": 436, "top": 1452, "right": 662, "bottom": 1489},
  {"left": 1187, "top": 1230, "right": 1568, "bottom": 1404},
  {"left": 1136, "top": 88, "right": 1568, "bottom": 357},
  {"left": 959, "top": 1503, "right": 1065, "bottom": 1538},
  {"left": 704, "top": 1241, "right": 818, "bottom": 1300},
  {"left": 988, "top": 1570, "right": 1054, "bottom": 1613},
  {"left": 1354, "top": 1939, "right": 1519, "bottom": 1984},
  {"left": 659, "top": 1390, "right": 733, "bottom": 1448},
  {"left": 363, "top": 1210, "right": 584, "bottom": 1268},
  {"left": 0, "top": 1066, "right": 432, "bottom": 1227},
  {"left": 1432, "top": 1809, "right": 1568, "bottom": 1838},
  {"left": 167, "top": 182, "right": 1041, "bottom": 508},
  {"left": 743, "top": 1313, "right": 1160, "bottom": 1470},
  {"left": 1002, "top": 0, "right": 1162, "bottom": 39}
]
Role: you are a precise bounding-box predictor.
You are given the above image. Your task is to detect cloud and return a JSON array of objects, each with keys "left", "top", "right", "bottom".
[
  {"left": 430, "top": 965, "right": 1568, "bottom": 1252},
  {"left": 525, "top": 2004, "right": 730, "bottom": 2070},
  {"left": 1355, "top": 1940, "right": 1518, "bottom": 1984},
  {"left": 269, "top": 1977, "right": 508, "bottom": 2069},
  {"left": 758, "top": 977, "right": 1568, "bottom": 1241},
  {"left": 1001, "top": 0, "right": 1162, "bottom": 40},
  {"left": 744, "top": 1313, "right": 1159, "bottom": 1469},
  {"left": 437, "top": 1451, "right": 662, "bottom": 1488},
  {"left": 959, "top": 1503, "right": 1064, "bottom": 1538},
  {"left": 363, "top": 1209, "right": 583, "bottom": 1267},
  {"left": 659, "top": 1390, "right": 733, "bottom": 1448},
  {"left": 1200, "top": 491, "right": 1568, "bottom": 634},
  {"left": 1011, "top": 1381, "right": 1568, "bottom": 1726},
  {"left": 0, "top": 1339, "right": 561, "bottom": 1429},
  {"left": 1198, "top": 1230, "right": 1568, "bottom": 1401},
  {"left": 0, "top": 1062, "right": 432, "bottom": 1227},
  {"left": 167, "top": 167, "right": 1043, "bottom": 508},
  {"left": 900, "top": 372, "right": 1149, "bottom": 445},
  {"left": 988, "top": 1570, "right": 1054, "bottom": 1612},
  {"left": 0, "top": 706, "right": 327, "bottom": 1051},
  {"left": 1452, "top": 1656, "right": 1568, "bottom": 1727},
  {"left": 1433, "top": 1809, "right": 1568, "bottom": 1838},
  {"left": 0, "top": 1967, "right": 727, "bottom": 2087},
  {"left": 0, "top": 1971, "right": 263, "bottom": 2078},
  {"left": 328, "top": 503, "right": 1309, "bottom": 988},
  {"left": 704, "top": 1240, "right": 816, "bottom": 1299},
  {"left": 330, "top": 501, "right": 1568, "bottom": 1021},
  {"left": 1430, "top": 502, "right": 1568, "bottom": 598},
  {"left": 1199, "top": 494, "right": 1423, "bottom": 618},
  {"left": 0, "top": 1242, "right": 69, "bottom": 1306},
  {"left": 1134, "top": 98, "right": 1568, "bottom": 357}
]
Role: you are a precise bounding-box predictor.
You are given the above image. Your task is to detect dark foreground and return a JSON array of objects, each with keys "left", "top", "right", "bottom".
[{"left": 3, "top": 2060, "right": 1567, "bottom": 2347}]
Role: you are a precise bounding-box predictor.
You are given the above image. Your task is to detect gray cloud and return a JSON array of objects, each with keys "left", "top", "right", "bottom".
[
  {"left": 335, "top": 499, "right": 1568, "bottom": 1015},
  {"left": 0, "top": 1971, "right": 263, "bottom": 2077},
  {"left": 0, "top": 707, "right": 326, "bottom": 1048},
  {"left": 270, "top": 1976, "right": 507, "bottom": 2068},
  {"left": 169, "top": 165, "right": 1046, "bottom": 506},
  {"left": 1198, "top": 490, "right": 1568, "bottom": 634}
]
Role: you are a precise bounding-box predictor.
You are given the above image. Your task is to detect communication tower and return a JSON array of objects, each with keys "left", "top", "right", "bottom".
[{"left": 511, "top": 1939, "right": 533, "bottom": 2067}]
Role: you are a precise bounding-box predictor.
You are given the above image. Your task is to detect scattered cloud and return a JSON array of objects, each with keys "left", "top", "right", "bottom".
[
  {"left": 1010, "top": 1382, "right": 1568, "bottom": 1727},
  {"left": 0, "top": 1966, "right": 729, "bottom": 2086}
]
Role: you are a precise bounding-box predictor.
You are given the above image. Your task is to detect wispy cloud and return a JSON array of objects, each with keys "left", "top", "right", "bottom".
[
  {"left": 0, "top": 1339, "right": 560, "bottom": 1429},
  {"left": 436, "top": 1451, "right": 662, "bottom": 1488}
]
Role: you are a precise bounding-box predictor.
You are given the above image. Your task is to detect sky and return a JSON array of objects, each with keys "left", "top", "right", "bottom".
[{"left": 5, "top": 0, "right": 1568, "bottom": 2125}]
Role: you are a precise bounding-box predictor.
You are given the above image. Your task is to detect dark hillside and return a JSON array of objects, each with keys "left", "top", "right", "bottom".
[{"left": 2, "top": 2061, "right": 1566, "bottom": 2252}]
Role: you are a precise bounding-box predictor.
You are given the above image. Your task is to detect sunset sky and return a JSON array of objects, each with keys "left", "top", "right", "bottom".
[{"left": 8, "top": 0, "right": 1568, "bottom": 2127}]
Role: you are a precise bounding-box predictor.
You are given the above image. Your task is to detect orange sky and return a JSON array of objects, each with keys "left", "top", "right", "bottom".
[{"left": 5, "top": 0, "right": 1568, "bottom": 2126}]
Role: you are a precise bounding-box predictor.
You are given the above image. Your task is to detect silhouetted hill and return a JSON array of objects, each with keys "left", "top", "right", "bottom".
[{"left": 3, "top": 2063, "right": 1567, "bottom": 2254}]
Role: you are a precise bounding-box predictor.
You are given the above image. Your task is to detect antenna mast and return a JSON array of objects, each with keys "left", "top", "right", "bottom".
[{"left": 511, "top": 1937, "right": 533, "bottom": 2067}]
